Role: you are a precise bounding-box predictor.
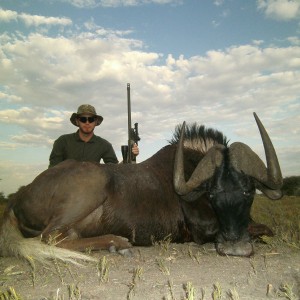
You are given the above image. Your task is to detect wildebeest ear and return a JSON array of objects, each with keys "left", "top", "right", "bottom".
[{"left": 255, "top": 182, "right": 283, "bottom": 200}]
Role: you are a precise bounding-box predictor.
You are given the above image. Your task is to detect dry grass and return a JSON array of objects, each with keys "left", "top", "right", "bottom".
[
  {"left": 251, "top": 195, "right": 300, "bottom": 249},
  {"left": 0, "top": 202, "right": 6, "bottom": 219},
  {"left": 0, "top": 195, "right": 299, "bottom": 299}
]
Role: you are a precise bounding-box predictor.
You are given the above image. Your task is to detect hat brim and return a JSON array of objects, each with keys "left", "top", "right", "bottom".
[{"left": 70, "top": 113, "right": 103, "bottom": 127}]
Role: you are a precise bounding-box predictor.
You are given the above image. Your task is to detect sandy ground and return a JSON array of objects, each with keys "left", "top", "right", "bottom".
[{"left": 0, "top": 241, "right": 299, "bottom": 300}]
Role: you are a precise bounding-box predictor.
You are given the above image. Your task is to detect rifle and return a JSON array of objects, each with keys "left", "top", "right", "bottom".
[{"left": 121, "top": 83, "right": 140, "bottom": 163}]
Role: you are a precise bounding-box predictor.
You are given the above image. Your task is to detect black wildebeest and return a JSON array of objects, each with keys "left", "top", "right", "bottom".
[{"left": 0, "top": 113, "right": 283, "bottom": 264}]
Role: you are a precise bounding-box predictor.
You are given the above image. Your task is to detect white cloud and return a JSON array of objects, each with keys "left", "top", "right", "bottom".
[
  {"left": 0, "top": 160, "right": 47, "bottom": 195},
  {"left": 0, "top": 9, "right": 72, "bottom": 27},
  {"left": 11, "top": 133, "right": 53, "bottom": 146},
  {"left": 1, "top": 32, "right": 299, "bottom": 122},
  {"left": 84, "top": 18, "right": 134, "bottom": 37},
  {"left": 0, "top": 91, "right": 22, "bottom": 102},
  {"left": 61, "top": 0, "right": 182, "bottom": 8},
  {"left": 19, "top": 13, "right": 72, "bottom": 27},
  {"left": 257, "top": 0, "right": 300, "bottom": 21},
  {"left": 0, "top": 107, "right": 69, "bottom": 136},
  {"left": 213, "top": 0, "right": 224, "bottom": 6},
  {"left": 287, "top": 36, "right": 300, "bottom": 45},
  {"left": 0, "top": 8, "right": 18, "bottom": 22},
  {"left": 0, "top": 24, "right": 299, "bottom": 195},
  {"left": 1, "top": 32, "right": 299, "bottom": 133}
]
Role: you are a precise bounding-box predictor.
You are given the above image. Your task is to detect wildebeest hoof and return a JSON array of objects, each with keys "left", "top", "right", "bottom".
[
  {"left": 216, "top": 241, "right": 254, "bottom": 257},
  {"left": 108, "top": 246, "right": 133, "bottom": 257},
  {"left": 108, "top": 235, "right": 132, "bottom": 250},
  {"left": 118, "top": 248, "right": 134, "bottom": 257},
  {"left": 109, "top": 245, "right": 117, "bottom": 253}
]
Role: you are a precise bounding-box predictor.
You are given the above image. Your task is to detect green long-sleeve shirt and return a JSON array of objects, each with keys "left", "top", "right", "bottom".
[{"left": 49, "top": 131, "right": 119, "bottom": 168}]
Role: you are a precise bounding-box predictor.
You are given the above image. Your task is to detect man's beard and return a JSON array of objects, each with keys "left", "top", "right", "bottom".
[{"left": 80, "top": 127, "right": 94, "bottom": 135}]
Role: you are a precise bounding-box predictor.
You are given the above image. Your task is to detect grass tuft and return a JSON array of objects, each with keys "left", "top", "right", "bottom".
[
  {"left": 156, "top": 258, "right": 170, "bottom": 275},
  {"left": 127, "top": 266, "right": 144, "bottom": 300},
  {"left": 0, "top": 287, "right": 23, "bottom": 300},
  {"left": 277, "top": 283, "right": 298, "bottom": 300},
  {"left": 152, "top": 234, "right": 173, "bottom": 254},
  {"left": 212, "top": 282, "right": 223, "bottom": 300},
  {"left": 97, "top": 256, "right": 109, "bottom": 283},
  {"left": 183, "top": 282, "right": 196, "bottom": 300},
  {"left": 227, "top": 288, "right": 239, "bottom": 300}
]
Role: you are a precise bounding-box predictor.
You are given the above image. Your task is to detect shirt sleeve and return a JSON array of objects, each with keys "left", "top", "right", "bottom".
[
  {"left": 48, "top": 137, "right": 65, "bottom": 168},
  {"left": 102, "top": 143, "right": 119, "bottom": 164}
]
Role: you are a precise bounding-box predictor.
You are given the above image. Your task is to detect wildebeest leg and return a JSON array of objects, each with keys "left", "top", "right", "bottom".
[
  {"left": 248, "top": 220, "right": 274, "bottom": 238},
  {"left": 40, "top": 224, "right": 133, "bottom": 255},
  {"left": 56, "top": 234, "right": 133, "bottom": 252}
]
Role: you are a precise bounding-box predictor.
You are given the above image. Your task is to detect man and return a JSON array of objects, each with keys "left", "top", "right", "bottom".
[{"left": 49, "top": 104, "right": 139, "bottom": 167}]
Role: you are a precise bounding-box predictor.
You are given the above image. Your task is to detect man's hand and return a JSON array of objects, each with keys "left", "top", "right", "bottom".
[{"left": 132, "top": 143, "right": 139, "bottom": 156}]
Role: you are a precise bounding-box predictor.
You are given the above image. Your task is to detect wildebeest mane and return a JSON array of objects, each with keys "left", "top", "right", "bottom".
[{"left": 169, "top": 123, "right": 229, "bottom": 154}]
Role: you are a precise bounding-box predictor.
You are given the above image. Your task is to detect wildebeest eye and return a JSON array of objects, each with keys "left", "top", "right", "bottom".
[
  {"left": 208, "top": 193, "right": 214, "bottom": 199},
  {"left": 243, "top": 191, "right": 250, "bottom": 196}
]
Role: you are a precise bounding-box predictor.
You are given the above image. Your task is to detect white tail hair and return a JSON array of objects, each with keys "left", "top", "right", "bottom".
[{"left": 0, "top": 210, "right": 97, "bottom": 266}]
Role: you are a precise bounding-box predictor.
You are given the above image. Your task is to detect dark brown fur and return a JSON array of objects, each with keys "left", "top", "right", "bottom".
[{"left": 0, "top": 124, "right": 276, "bottom": 262}]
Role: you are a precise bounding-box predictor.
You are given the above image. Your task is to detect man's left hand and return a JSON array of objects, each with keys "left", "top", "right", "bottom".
[{"left": 132, "top": 143, "right": 139, "bottom": 156}]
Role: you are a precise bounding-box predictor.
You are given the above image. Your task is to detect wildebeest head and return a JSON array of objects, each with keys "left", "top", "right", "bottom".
[{"left": 173, "top": 113, "right": 283, "bottom": 256}]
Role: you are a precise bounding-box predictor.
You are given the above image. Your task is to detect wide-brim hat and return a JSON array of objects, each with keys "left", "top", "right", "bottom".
[{"left": 70, "top": 104, "right": 103, "bottom": 126}]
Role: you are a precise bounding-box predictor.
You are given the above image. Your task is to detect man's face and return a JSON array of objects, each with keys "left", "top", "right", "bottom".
[{"left": 76, "top": 114, "right": 97, "bottom": 134}]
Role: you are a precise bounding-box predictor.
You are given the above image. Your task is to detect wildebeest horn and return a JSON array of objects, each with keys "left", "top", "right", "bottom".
[
  {"left": 173, "top": 121, "right": 225, "bottom": 196},
  {"left": 229, "top": 112, "right": 283, "bottom": 199}
]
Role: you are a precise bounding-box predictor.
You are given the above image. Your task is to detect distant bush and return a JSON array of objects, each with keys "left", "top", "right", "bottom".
[
  {"left": 282, "top": 176, "right": 300, "bottom": 196},
  {"left": 0, "top": 192, "right": 8, "bottom": 203}
]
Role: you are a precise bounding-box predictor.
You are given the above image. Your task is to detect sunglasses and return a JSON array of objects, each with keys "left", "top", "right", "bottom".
[{"left": 78, "top": 116, "right": 96, "bottom": 123}]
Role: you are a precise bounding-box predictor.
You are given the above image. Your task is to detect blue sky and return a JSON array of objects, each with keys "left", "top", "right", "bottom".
[{"left": 0, "top": 0, "right": 299, "bottom": 195}]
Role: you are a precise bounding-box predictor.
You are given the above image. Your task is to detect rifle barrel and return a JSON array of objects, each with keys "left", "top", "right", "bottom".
[{"left": 127, "top": 83, "right": 132, "bottom": 163}]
